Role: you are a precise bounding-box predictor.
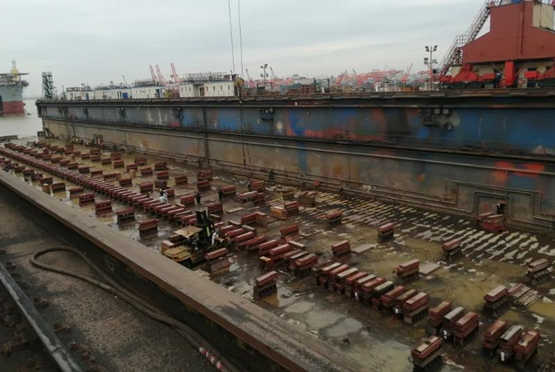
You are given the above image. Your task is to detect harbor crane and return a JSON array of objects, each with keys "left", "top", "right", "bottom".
[
  {"left": 155, "top": 64, "right": 167, "bottom": 86},
  {"left": 149, "top": 65, "right": 158, "bottom": 84},
  {"left": 170, "top": 63, "right": 180, "bottom": 83}
]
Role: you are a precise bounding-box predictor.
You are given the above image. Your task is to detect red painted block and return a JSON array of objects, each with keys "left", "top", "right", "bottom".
[
  {"left": 174, "top": 174, "right": 188, "bottom": 185},
  {"left": 113, "top": 160, "right": 124, "bottom": 169},
  {"left": 331, "top": 240, "right": 350, "bottom": 257},
  {"left": 119, "top": 177, "right": 132, "bottom": 187},
  {"left": 95, "top": 200, "right": 112, "bottom": 216},
  {"left": 156, "top": 170, "right": 169, "bottom": 180},
  {"left": 154, "top": 161, "right": 167, "bottom": 171},
  {"left": 68, "top": 186, "right": 84, "bottom": 197},
  {"left": 139, "top": 182, "right": 154, "bottom": 194},
  {"left": 140, "top": 167, "right": 153, "bottom": 176},
  {"left": 205, "top": 248, "right": 228, "bottom": 261},
  {"left": 280, "top": 224, "right": 299, "bottom": 238},
  {"left": 78, "top": 193, "right": 95, "bottom": 206}
]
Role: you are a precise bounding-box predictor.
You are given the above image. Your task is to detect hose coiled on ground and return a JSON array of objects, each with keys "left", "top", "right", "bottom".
[{"left": 30, "top": 247, "right": 238, "bottom": 372}]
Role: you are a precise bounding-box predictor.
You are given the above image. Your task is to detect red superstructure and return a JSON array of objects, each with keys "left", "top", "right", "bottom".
[
  {"left": 463, "top": 1, "right": 555, "bottom": 64},
  {"left": 442, "top": 1, "right": 555, "bottom": 88}
]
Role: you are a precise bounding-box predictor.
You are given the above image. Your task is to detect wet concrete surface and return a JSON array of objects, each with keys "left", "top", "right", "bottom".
[
  {"left": 0, "top": 170, "right": 213, "bottom": 371},
  {"left": 2, "top": 138, "right": 555, "bottom": 371}
]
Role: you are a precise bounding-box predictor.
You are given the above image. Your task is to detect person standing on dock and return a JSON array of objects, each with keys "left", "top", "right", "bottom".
[
  {"left": 159, "top": 190, "right": 168, "bottom": 204},
  {"left": 195, "top": 191, "right": 201, "bottom": 205}
]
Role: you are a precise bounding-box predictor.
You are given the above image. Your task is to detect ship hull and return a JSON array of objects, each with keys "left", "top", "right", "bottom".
[
  {"left": 0, "top": 85, "right": 25, "bottom": 115},
  {"left": 2, "top": 100, "right": 25, "bottom": 115},
  {"left": 37, "top": 91, "right": 555, "bottom": 232}
]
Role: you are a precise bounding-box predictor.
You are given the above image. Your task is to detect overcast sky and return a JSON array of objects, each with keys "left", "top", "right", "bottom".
[{"left": 2, "top": 0, "right": 486, "bottom": 96}]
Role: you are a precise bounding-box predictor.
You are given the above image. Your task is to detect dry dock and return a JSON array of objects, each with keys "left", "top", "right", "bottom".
[{"left": 1, "top": 138, "right": 554, "bottom": 371}]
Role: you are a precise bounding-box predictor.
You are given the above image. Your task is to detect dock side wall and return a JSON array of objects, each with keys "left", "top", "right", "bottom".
[{"left": 43, "top": 114, "right": 555, "bottom": 232}]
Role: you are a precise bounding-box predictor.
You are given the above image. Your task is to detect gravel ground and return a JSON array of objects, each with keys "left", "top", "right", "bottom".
[{"left": 0, "top": 187, "right": 213, "bottom": 372}]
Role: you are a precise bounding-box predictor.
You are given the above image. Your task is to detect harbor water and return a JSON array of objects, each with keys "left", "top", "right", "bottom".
[{"left": 0, "top": 100, "right": 41, "bottom": 138}]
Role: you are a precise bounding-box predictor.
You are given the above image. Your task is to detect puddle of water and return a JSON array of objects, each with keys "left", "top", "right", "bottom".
[
  {"left": 305, "top": 309, "right": 344, "bottom": 329},
  {"left": 324, "top": 317, "right": 363, "bottom": 338},
  {"left": 285, "top": 300, "right": 314, "bottom": 314},
  {"left": 529, "top": 301, "right": 555, "bottom": 319}
]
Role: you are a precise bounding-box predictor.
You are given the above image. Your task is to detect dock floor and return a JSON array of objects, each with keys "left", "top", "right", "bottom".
[{"left": 1, "top": 138, "right": 554, "bottom": 371}]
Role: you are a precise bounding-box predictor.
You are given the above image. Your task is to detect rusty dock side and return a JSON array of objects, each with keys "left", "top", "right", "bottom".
[{"left": 0, "top": 170, "right": 362, "bottom": 371}]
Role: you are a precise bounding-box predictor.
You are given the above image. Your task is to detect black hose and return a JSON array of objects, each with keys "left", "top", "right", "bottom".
[{"left": 30, "top": 247, "right": 239, "bottom": 372}]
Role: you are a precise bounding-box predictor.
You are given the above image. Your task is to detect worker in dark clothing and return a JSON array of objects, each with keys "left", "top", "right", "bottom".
[
  {"left": 218, "top": 189, "right": 224, "bottom": 201},
  {"left": 195, "top": 191, "right": 201, "bottom": 205},
  {"left": 493, "top": 70, "right": 502, "bottom": 88}
]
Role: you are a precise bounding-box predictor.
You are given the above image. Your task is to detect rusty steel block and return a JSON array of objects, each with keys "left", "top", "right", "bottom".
[
  {"left": 331, "top": 240, "right": 350, "bottom": 257},
  {"left": 156, "top": 170, "right": 169, "bottom": 180},
  {"left": 135, "top": 157, "right": 146, "bottom": 166},
  {"left": 95, "top": 200, "right": 112, "bottom": 216},
  {"left": 140, "top": 167, "right": 153, "bottom": 176},
  {"left": 174, "top": 174, "right": 188, "bottom": 185},
  {"left": 197, "top": 169, "right": 212, "bottom": 180},
  {"left": 206, "top": 202, "right": 223, "bottom": 215},
  {"left": 280, "top": 224, "right": 299, "bottom": 239},
  {"left": 154, "top": 179, "right": 167, "bottom": 189},
  {"left": 116, "top": 208, "right": 135, "bottom": 224},
  {"left": 378, "top": 222, "right": 395, "bottom": 242},
  {"left": 78, "top": 193, "right": 95, "bottom": 206},
  {"left": 113, "top": 160, "right": 124, "bottom": 169},
  {"left": 179, "top": 194, "right": 195, "bottom": 207},
  {"left": 139, "top": 219, "right": 158, "bottom": 237},
  {"left": 103, "top": 172, "right": 120, "bottom": 181},
  {"left": 119, "top": 177, "right": 132, "bottom": 187},
  {"left": 254, "top": 271, "right": 278, "bottom": 299},
  {"left": 197, "top": 179, "right": 210, "bottom": 192},
  {"left": 51, "top": 182, "right": 66, "bottom": 192},
  {"left": 154, "top": 161, "right": 168, "bottom": 171},
  {"left": 90, "top": 169, "right": 103, "bottom": 178},
  {"left": 326, "top": 209, "right": 343, "bottom": 226},
  {"left": 394, "top": 259, "right": 420, "bottom": 280},
  {"left": 68, "top": 186, "right": 84, "bottom": 197}
]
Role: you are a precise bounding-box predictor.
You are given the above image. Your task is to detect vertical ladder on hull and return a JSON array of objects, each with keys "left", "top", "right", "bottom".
[{"left": 440, "top": 0, "right": 503, "bottom": 75}]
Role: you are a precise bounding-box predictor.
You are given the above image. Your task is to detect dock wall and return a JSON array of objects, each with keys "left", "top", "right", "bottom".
[{"left": 38, "top": 95, "right": 555, "bottom": 231}]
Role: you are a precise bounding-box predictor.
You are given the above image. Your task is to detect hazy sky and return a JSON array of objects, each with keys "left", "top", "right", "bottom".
[{"left": 2, "top": 0, "right": 486, "bottom": 96}]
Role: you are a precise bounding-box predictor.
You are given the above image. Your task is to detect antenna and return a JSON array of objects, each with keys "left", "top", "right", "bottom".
[
  {"left": 237, "top": 0, "right": 245, "bottom": 77},
  {"left": 227, "top": 0, "right": 236, "bottom": 73}
]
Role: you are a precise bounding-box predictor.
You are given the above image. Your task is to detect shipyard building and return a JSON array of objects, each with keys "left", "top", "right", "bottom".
[{"left": 65, "top": 73, "right": 238, "bottom": 101}]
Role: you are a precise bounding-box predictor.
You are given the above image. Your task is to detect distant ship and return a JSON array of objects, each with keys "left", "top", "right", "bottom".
[{"left": 0, "top": 61, "right": 28, "bottom": 116}]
